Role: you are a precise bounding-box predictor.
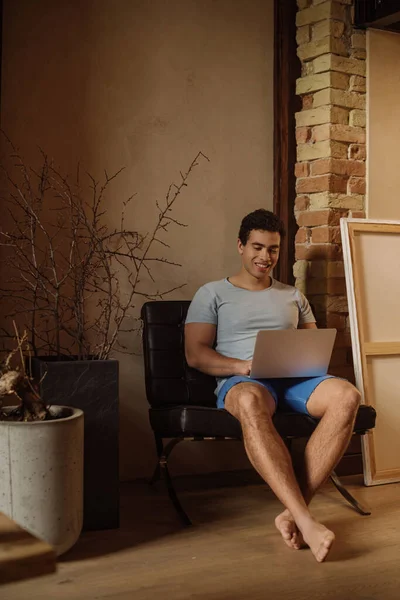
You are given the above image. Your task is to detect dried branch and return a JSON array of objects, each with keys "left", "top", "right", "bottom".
[
  {"left": 0, "top": 324, "right": 50, "bottom": 421},
  {"left": 0, "top": 134, "right": 209, "bottom": 360}
]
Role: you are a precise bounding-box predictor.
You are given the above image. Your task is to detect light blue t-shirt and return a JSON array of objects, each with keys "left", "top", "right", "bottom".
[{"left": 185, "top": 277, "right": 316, "bottom": 394}]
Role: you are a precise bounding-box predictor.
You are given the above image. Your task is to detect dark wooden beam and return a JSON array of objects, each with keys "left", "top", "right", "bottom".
[
  {"left": 0, "top": 0, "right": 3, "bottom": 123},
  {"left": 273, "top": 0, "right": 301, "bottom": 285}
]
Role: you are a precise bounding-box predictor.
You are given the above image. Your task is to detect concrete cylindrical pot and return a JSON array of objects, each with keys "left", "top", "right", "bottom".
[{"left": 0, "top": 406, "right": 84, "bottom": 556}]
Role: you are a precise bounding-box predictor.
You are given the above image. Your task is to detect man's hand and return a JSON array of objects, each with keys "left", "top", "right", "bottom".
[{"left": 235, "top": 359, "right": 252, "bottom": 376}]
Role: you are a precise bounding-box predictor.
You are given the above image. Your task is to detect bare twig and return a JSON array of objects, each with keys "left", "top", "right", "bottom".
[
  {"left": 0, "top": 324, "right": 50, "bottom": 421},
  {"left": 0, "top": 134, "right": 209, "bottom": 360}
]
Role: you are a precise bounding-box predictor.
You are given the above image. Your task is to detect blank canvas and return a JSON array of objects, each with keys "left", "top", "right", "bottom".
[{"left": 341, "top": 218, "right": 400, "bottom": 485}]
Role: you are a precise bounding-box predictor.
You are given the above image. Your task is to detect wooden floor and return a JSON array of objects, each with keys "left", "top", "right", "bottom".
[
  {"left": 2, "top": 474, "right": 400, "bottom": 599},
  {"left": 0, "top": 511, "right": 55, "bottom": 585}
]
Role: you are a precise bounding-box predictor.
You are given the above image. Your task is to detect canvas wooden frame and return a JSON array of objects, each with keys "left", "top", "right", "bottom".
[{"left": 341, "top": 218, "right": 400, "bottom": 485}]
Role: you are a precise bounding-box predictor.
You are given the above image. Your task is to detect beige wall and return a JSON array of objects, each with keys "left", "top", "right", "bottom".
[
  {"left": 1, "top": 0, "right": 274, "bottom": 479},
  {"left": 367, "top": 29, "right": 400, "bottom": 219}
]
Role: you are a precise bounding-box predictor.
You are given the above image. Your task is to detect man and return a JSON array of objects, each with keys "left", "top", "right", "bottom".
[{"left": 184, "top": 208, "right": 360, "bottom": 563}]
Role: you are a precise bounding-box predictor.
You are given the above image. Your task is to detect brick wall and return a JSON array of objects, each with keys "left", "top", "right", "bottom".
[{"left": 294, "top": 0, "right": 366, "bottom": 382}]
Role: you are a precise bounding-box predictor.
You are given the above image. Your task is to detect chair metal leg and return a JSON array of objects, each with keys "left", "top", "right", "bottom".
[
  {"left": 330, "top": 470, "right": 371, "bottom": 516},
  {"left": 161, "top": 456, "right": 192, "bottom": 528},
  {"left": 149, "top": 464, "right": 161, "bottom": 485},
  {"left": 149, "top": 434, "right": 164, "bottom": 485},
  {"left": 149, "top": 436, "right": 192, "bottom": 527},
  {"left": 284, "top": 437, "right": 293, "bottom": 451}
]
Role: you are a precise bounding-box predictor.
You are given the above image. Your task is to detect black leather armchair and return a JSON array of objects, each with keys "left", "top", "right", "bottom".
[{"left": 141, "top": 300, "right": 376, "bottom": 526}]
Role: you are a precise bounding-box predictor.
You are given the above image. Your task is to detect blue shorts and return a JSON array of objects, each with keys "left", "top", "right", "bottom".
[{"left": 216, "top": 375, "right": 337, "bottom": 416}]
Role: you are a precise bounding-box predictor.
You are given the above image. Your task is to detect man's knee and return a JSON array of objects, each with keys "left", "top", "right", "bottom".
[
  {"left": 308, "top": 378, "right": 361, "bottom": 419},
  {"left": 225, "top": 383, "right": 275, "bottom": 422},
  {"left": 325, "top": 380, "right": 361, "bottom": 419},
  {"left": 338, "top": 382, "right": 361, "bottom": 414}
]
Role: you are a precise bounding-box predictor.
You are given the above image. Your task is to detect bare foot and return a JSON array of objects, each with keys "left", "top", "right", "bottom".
[
  {"left": 275, "top": 509, "right": 304, "bottom": 550},
  {"left": 299, "top": 518, "right": 335, "bottom": 563}
]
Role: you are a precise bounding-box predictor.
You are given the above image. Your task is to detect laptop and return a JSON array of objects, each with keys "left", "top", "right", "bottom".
[{"left": 250, "top": 328, "right": 337, "bottom": 379}]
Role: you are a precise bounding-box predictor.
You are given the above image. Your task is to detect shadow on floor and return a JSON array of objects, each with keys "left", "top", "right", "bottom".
[
  {"left": 60, "top": 472, "right": 274, "bottom": 562},
  {"left": 59, "top": 481, "right": 184, "bottom": 562},
  {"left": 60, "top": 474, "right": 369, "bottom": 563}
]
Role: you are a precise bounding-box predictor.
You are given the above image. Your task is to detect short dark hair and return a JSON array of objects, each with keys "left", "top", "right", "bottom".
[{"left": 238, "top": 209, "right": 286, "bottom": 245}]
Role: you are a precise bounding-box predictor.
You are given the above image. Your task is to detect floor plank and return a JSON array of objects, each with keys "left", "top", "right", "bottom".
[
  {"left": 0, "top": 512, "right": 56, "bottom": 585},
  {"left": 2, "top": 475, "right": 400, "bottom": 599}
]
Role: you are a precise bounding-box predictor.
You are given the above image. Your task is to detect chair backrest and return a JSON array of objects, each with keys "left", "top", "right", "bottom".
[{"left": 141, "top": 300, "right": 217, "bottom": 408}]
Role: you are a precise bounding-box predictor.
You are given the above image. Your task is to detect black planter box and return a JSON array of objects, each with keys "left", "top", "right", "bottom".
[{"left": 30, "top": 357, "right": 119, "bottom": 531}]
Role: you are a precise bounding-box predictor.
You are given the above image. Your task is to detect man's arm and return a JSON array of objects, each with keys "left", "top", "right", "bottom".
[
  {"left": 185, "top": 322, "right": 251, "bottom": 377},
  {"left": 298, "top": 322, "right": 317, "bottom": 329}
]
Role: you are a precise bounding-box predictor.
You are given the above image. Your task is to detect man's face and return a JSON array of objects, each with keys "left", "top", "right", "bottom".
[{"left": 237, "top": 229, "right": 281, "bottom": 280}]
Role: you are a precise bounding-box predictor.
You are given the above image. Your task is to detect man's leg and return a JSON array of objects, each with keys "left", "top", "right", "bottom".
[
  {"left": 301, "top": 378, "right": 361, "bottom": 501},
  {"left": 225, "top": 382, "right": 335, "bottom": 563},
  {"left": 276, "top": 378, "right": 361, "bottom": 542}
]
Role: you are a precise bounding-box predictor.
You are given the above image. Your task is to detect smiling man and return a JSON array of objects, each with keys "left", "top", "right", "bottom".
[{"left": 184, "top": 209, "right": 361, "bottom": 563}]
